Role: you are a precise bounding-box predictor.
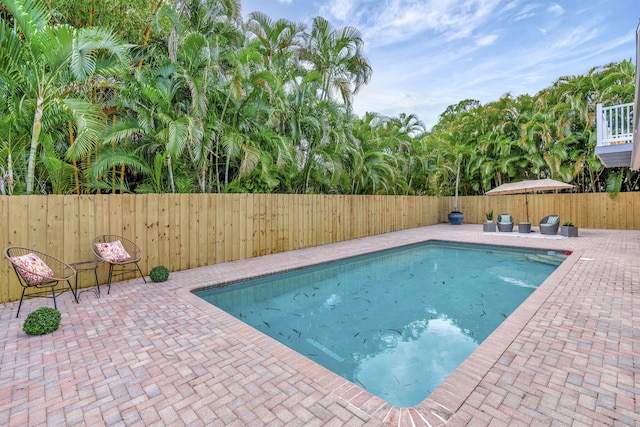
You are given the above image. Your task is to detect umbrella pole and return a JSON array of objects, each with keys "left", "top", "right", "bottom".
[{"left": 525, "top": 193, "right": 529, "bottom": 223}]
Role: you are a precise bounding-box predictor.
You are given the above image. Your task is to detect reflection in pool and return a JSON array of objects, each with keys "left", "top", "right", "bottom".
[{"left": 196, "top": 241, "right": 563, "bottom": 407}]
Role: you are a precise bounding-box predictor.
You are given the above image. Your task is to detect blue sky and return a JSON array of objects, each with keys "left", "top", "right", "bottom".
[{"left": 241, "top": 0, "right": 639, "bottom": 130}]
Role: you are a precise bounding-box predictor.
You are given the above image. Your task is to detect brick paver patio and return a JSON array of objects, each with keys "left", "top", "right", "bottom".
[{"left": 1, "top": 224, "right": 638, "bottom": 426}]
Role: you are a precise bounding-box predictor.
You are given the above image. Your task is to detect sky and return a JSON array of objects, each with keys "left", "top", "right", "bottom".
[{"left": 240, "top": 0, "right": 639, "bottom": 130}]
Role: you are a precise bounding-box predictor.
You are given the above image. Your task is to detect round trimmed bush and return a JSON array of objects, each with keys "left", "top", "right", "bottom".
[
  {"left": 149, "top": 265, "right": 170, "bottom": 282},
  {"left": 23, "top": 307, "right": 61, "bottom": 336}
]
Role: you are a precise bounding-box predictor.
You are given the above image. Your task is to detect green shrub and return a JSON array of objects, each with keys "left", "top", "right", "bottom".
[
  {"left": 23, "top": 307, "right": 61, "bottom": 336},
  {"left": 149, "top": 265, "right": 170, "bottom": 282}
]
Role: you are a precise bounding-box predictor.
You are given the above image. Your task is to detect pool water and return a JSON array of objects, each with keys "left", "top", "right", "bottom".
[{"left": 196, "top": 241, "right": 564, "bottom": 407}]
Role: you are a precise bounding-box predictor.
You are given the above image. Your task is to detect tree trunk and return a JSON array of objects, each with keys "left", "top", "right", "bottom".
[
  {"left": 167, "top": 154, "right": 176, "bottom": 193},
  {"left": 68, "top": 121, "right": 80, "bottom": 195},
  {"left": 26, "top": 91, "right": 45, "bottom": 195}
]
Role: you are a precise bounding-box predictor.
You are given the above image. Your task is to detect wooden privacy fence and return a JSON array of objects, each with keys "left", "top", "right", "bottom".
[
  {"left": 0, "top": 194, "right": 440, "bottom": 304},
  {"left": 1, "top": 192, "right": 639, "bottom": 304},
  {"left": 449, "top": 192, "right": 640, "bottom": 230}
]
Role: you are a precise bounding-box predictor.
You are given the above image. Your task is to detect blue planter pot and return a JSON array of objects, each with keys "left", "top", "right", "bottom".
[{"left": 448, "top": 211, "right": 464, "bottom": 225}]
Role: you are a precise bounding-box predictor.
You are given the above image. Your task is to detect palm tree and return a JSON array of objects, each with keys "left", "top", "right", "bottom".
[
  {"left": 0, "top": 0, "right": 128, "bottom": 194},
  {"left": 245, "top": 11, "right": 305, "bottom": 74},
  {"left": 301, "top": 16, "right": 372, "bottom": 109}
]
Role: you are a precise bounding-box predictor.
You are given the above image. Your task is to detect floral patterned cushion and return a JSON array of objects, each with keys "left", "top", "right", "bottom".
[
  {"left": 95, "top": 240, "right": 131, "bottom": 263},
  {"left": 11, "top": 253, "right": 54, "bottom": 283}
]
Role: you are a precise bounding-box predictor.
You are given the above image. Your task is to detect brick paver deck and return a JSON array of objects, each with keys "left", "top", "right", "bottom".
[{"left": 1, "top": 224, "right": 638, "bottom": 426}]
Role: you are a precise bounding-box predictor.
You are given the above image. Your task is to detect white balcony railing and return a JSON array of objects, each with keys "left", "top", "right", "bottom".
[{"left": 596, "top": 102, "right": 634, "bottom": 147}]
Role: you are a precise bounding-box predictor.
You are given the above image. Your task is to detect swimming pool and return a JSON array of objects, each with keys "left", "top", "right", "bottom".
[{"left": 195, "top": 241, "right": 565, "bottom": 407}]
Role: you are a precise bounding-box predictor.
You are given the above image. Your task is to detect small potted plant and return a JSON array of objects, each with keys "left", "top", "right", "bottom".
[
  {"left": 561, "top": 220, "right": 578, "bottom": 237},
  {"left": 483, "top": 210, "right": 496, "bottom": 232}
]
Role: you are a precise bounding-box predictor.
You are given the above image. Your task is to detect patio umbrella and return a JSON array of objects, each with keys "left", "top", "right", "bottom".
[{"left": 486, "top": 178, "right": 575, "bottom": 223}]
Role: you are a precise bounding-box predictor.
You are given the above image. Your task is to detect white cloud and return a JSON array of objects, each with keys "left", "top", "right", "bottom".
[
  {"left": 245, "top": 0, "right": 637, "bottom": 130},
  {"left": 512, "top": 2, "right": 540, "bottom": 21},
  {"left": 319, "top": 0, "right": 504, "bottom": 48},
  {"left": 547, "top": 4, "right": 564, "bottom": 15},
  {"left": 476, "top": 34, "right": 499, "bottom": 47},
  {"left": 320, "top": 0, "right": 358, "bottom": 22}
]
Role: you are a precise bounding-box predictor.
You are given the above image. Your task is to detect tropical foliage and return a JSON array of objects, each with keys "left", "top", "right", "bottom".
[{"left": 0, "top": 0, "right": 637, "bottom": 196}]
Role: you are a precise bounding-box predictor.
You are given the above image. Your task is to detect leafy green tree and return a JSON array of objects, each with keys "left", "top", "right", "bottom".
[
  {"left": 0, "top": 0, "right": 128, "bottom": 194},
  {"left": 301, "top": 16, "right": 372, "bottom": 109}
]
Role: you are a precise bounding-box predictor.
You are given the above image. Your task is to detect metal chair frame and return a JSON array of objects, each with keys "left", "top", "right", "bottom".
[
  {"left": 91, "top": 235, "right": 147, "bottom": 293},
  {"left": 4, "top": 246, "right": 77, "bottom": 317}
]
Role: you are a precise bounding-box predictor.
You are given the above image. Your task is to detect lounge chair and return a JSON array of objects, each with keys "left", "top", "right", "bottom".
[
  {"left": 92, "top": 235, "right": 147, "bottom": 294},
  {"left": 4, "top": 246, "right": 77, "bottom": 317},
  {"left": 539, "top": 215, "right": 560, "bottom": 235},
  {"left": 497, "top": 214, "right": 514, "bottom": 232}
]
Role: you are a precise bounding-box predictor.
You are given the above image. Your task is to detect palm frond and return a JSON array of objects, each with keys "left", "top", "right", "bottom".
[{"left": 62, "top": 98, "right": 106, "bottom": 160}]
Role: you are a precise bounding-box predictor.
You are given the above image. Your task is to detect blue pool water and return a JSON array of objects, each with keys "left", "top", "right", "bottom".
[{"left": 196, "top": 241, "right": 564, "bottom": 407}]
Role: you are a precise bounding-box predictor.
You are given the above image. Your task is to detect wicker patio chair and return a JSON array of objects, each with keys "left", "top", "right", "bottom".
[
  {"left": 92, "top": 235, "right": 147, "bottom": 294},
  {"left": 4, "top": 246, "right": 77, "bottom": 317},
  {"left": 539, "top": 215, "right": 560, "bottom": 235},
  {"left": 497, "top": 214, "right": 514, "bottom": 232}
]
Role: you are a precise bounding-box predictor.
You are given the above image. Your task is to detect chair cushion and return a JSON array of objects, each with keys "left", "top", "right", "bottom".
[
  {"left": 546, "top": 216, "right": 559, "bottom": 225},
  {"left": 95, "top": 240, "right": 131, "bottom": 263},
  {"left": 11, "top": 253, "right": 54, "bottom": 283},
  {"left": 499, "top": 215, "right": 512, "bottom": 223}
]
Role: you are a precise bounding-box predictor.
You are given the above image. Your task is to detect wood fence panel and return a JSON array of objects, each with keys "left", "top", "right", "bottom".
[
  {"left": 214, "top": 194, "right": 225, "bottom": 262},
  {"left": 229, "top": 195, "right": 239, "bottom": 261},
  {"left": 26, "top": 196, "right": 45, "bottom": 250},
  {"left": 631, "top": 193, "right": 640, "bottom": 229},
  {"left": 322, "top": 195, "right": 331, "bottom": 245},
  {"left": 253, "top": 193, "right": 265, "bottom": 256},
  {"left": 191, "top": 194, "right": 201, "bottom": 267},
  {"left": 121, "top": 194, "right": 135, "bottom": 238},
  {"left": 258, "top": 194, "right": 269, "bottom": 256},
  {"left": 47, "top": 196, "right": 65, "bottom": 258},
  {"left": 6, "top": 196, "right": 29, "bottom": 302},
  {"left": 165, "top": 194, "right": 179, "bottom": 272},
  {"left": 93, "top": 195, "right": 107, "bottom": 236},
  {"left": 63, "top": 195, "right": 79, "bottom": 267},
  {"left": 290, "top": 193, "right": 300, "bottom": 250},
  {"left": 145, "top": 194, "right": 164, "bottom": 271},
  {"left": 330, "top": 195, "right": 338, "bottom": 242},
  {"left": 208, "top": 195, "right": 218, "bottom": 261},
  {"left": 133, "top": 195, "right": 148, "bottom": 271},
  {"left": 304, "top": 194, "right": 313, "bottom": 246},
  {"left": 108, "top": 195, "right": 124, "bottom": 236},
  {"left": 0, "top": 195, "right": 8, "bottom": 303},
  {"left": 277, "top": 194, "right": 287, "bottom": 252},
  {"left": 606, "top": 194, "right": 619, "bottom": 229},
  {"left": 179, "top": 194, "right": 191, "bottom": 270},
  {"left": 243, "top": 194, "right": 253, "bottom": 259},
  {"left": 79, "top": 196, "right": 96, "bottom": 261},
  {"left": 343, "top": 195, "right": 352, "bottom": 242},
  {"left": 156, "top": 194, "right": 170, "bottom": 269},
  {"left": 2, "top": 192, "right": 640, "bottom": 304}
]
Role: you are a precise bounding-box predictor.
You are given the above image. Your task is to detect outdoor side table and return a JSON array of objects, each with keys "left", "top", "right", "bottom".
[
  {"left": 518, "top": 222, "right": 531, "bottom": 233},
  {"left": 71, "top": 260, "right": 103, "bottom": 301}
]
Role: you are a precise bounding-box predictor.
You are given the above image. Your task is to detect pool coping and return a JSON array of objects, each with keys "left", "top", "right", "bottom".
[{"left": 174, "top": 229, "right": 582, "bottom": 425}]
